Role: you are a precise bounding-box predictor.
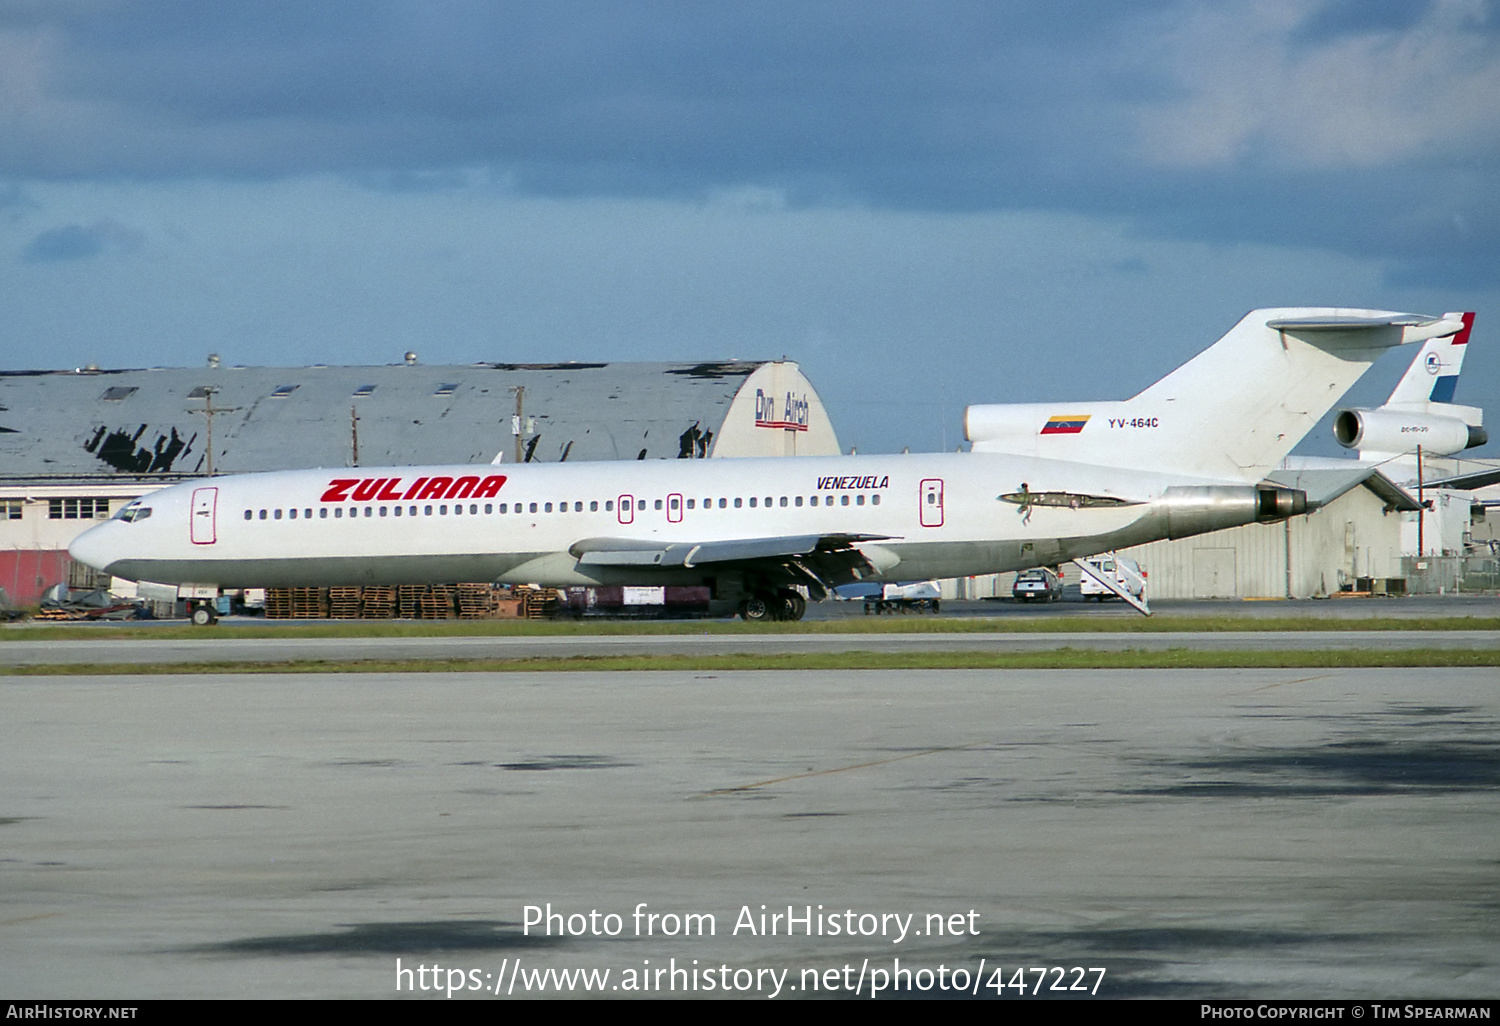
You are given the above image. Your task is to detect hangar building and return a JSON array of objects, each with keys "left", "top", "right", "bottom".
[{"left": 0, "top": 358, "right": 838, "bottom": 604}]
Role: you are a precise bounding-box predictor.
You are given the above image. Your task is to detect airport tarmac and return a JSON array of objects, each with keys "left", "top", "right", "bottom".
[{"left": 3, "top": 667, "right": 1497, "bottom": 999}]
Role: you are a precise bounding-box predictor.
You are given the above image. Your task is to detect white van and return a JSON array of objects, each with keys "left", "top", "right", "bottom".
[{"left": 1079, "top": 556, "right": 1146, "bottom": 601}]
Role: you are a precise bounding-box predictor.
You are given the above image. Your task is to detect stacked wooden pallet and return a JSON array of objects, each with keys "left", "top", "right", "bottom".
[
  {"left": 360, "top": 586, "right": 396, "bottom": 619},
  {"left": 397, "top": 585, "right": 424, "bottom": 619},
  {"left": 456, "top": 583, "right": 494, "bottom": 619},
  {"left": 329, "top": 586, "right": 362, "bottom": 619},
  {"left": 261, "top": 583, "right": 533, "bottom": 620},
  {"left": 264, "top": 587, "right": 292, "bottom": 618},
  {"left": 517, "top": 586, "right": 560, "bottom": 619},
  {"left": 419, "top": 585, "right": 455, "bottom": 619},
  {"left": 290, "top": 587, "right": 329, "bottom": 618}
]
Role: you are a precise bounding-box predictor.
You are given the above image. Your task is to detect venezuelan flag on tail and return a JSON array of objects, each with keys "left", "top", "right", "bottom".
[{"left": 1040, "top": 414, "right": 1090, "bottom": 435}]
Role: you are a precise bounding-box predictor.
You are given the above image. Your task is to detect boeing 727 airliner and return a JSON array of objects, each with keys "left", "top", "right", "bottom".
[{"left": 69, "top": 308, "right": 1466, "bottom": 621}]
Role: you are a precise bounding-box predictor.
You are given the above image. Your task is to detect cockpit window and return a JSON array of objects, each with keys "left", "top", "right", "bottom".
[{"left": 112, "top": 503, "right": 152, "bottom": 523}]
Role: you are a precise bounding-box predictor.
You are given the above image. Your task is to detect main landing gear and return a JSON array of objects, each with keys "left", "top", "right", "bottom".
[{"left": 738, "top": 588, "right": 807, "bottom": 622}]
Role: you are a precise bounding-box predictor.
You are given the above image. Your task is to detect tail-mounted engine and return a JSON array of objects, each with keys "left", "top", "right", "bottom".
[
  {"left": 1154, "top": 485, "right": 1308, "bottom": 540},
  {"left": 1333, "top": 408, "right": 1486, "bottom": 457}
]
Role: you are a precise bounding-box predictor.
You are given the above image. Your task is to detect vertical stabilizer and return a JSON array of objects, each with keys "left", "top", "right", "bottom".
[{"left": 966, "top": 308, "right": 1465, "bottom": 482}]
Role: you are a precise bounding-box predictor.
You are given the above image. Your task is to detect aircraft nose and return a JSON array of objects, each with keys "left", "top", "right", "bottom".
[{"left": 68, "top": 522, "right": 117, "bottom": 574}]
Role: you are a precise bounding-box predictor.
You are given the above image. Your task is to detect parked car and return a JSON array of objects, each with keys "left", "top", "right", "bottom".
[{"left": 1012, "top": 567, "right": 1063, "bottom": 602}]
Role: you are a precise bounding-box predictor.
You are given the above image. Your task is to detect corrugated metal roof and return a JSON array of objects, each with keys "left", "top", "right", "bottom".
[{"left": 0, "top": 360, "right": 770, "bottom": 483}]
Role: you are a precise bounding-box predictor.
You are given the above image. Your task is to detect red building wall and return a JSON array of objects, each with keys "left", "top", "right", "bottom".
[{"left": 0, "top": 550, "right": 72, "bottom": 606}]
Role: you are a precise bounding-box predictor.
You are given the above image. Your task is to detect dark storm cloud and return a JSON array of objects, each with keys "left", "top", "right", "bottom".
[
  {"left": 20, "top": 219, "right": 142, "bottom": 262},
  {"left": 22, "top": 224, "right": 104, "bottom": 262},
  {"left": 1, "top": 1, "right": 1496, "bottom": 283},
  {"left": 0, "top": 1, "right": 1165, "bottom": 184}
]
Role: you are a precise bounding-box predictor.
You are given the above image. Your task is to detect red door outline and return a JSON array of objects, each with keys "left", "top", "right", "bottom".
[
  {"left": 617, "top": 494, "right": 634, "bottom": 525},
  {"left": 919, "top": 478, "right": 944, "bottom": 528},
  {"left": 667, "top": 493, "right": 683, "bottom": 523},
  {"left": 191, "top": 487, "right": 218, "bottom": 545}
]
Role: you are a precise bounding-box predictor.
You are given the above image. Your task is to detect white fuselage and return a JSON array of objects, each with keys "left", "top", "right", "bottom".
[{"left": 69, "top": 450, "right": 1241, "bottom": 593}]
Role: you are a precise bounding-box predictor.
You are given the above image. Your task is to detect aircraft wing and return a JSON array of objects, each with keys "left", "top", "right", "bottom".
[
  {"left": 568, "top": 533, "right": 894, "bottom": 598},
  {"left": 1425, "top": 467, "right": 1500, "bottom": 491}
]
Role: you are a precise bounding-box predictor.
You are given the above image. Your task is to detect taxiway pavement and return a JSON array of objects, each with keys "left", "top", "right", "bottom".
[
  {"left": 1, "top": 628, "right": 1497, "bottom": 667},
  {"left": 3, "top": 667, "right": 1497, "bottom": 998}
]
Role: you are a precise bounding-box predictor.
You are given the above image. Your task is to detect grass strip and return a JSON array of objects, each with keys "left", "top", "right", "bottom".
[
  {"left": 5, "top": 615, "right": 1499, "bottom": 642},
  {"left": 5, "top": 648, "right": 1498, "bottom": 675}
]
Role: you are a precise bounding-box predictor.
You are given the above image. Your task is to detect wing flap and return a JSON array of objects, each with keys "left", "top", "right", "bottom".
[{"left": 568, "top": 534, "right": 896, "bottom": 597}]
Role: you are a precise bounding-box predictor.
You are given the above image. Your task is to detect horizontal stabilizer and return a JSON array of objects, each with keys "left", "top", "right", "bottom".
[{"left": 1265, "top": 314, "right": 1445, "bottom": 331}]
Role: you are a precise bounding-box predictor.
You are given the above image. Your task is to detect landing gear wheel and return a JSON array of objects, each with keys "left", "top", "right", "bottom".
[
  {"left": 778, "top": 590, "right": 806, "bottom": 622},
  {"left": 190, "top": 603, "right": 218, "bottom": 627},
  {"left": 739, "top": 596, "right": 773, "bottom": 622}
]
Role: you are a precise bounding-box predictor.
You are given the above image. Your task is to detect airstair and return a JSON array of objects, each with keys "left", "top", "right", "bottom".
[{"left": 1071, "top": 552, "right": 1151, "bottom": 616}]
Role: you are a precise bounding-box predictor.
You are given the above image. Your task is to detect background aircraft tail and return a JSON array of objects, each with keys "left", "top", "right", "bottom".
[
  {"left": 966, "top": 308, "right": 1466, "bottom": 483},
  {"left": 1385, "top": 311, "right": 1474, "bottom": 406},
  {"left": 1330, "top": 312, "right": 1485, "bottom": 463}
]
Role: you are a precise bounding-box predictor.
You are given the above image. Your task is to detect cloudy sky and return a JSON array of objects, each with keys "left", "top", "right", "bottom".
[{"left": 2, "top": 0, "right": 1496, "bottom": 456}]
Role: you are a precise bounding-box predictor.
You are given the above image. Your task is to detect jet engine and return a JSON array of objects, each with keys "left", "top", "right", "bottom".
[
  {"left": 1332, "top": 408, "right": 1486, "bottom": 457},
  {"left": 1154, "top": 485, "right": 1308, "bottom": 540}
]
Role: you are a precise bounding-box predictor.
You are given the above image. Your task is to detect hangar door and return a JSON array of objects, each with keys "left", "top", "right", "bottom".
[{"left": 1192, "top": 548, "right": 1236, "bottom": 598}]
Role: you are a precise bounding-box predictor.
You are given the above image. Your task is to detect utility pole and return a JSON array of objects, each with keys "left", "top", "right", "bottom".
[
  {"left": 192, "top": 387, "right": 238, "bottom": 477},
  {"left": 510, "top": 385, "right": 525, "bottom": 464},
  {"left": 1416, "top": 444, "right": 1425, "bottom": 557}
]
